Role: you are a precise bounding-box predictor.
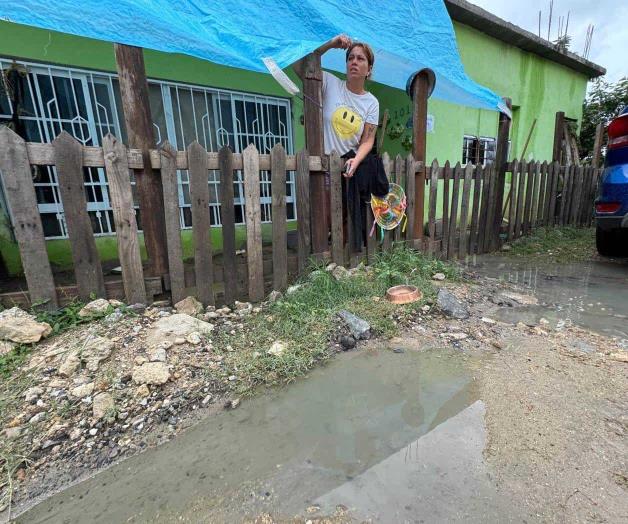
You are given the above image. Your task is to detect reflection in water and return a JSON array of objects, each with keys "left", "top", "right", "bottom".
[
  {"left": 466, "top": 255, "right": 628, "bottom": 339},
  {"left": 20, "top": 349, "right": 479, "bottom": 523}
]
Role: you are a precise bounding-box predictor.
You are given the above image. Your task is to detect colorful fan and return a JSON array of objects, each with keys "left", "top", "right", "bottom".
[{"left": 370, "top": 183, "right": 407, "bottom": 233}]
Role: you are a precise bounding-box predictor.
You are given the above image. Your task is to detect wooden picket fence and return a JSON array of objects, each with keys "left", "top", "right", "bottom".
[{"left": 0, "top": 126, "right": 600, "bottom": 310}]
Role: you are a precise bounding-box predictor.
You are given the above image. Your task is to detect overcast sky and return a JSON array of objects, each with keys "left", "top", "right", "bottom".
[{"left": 468, "top": 0, "right": 626, "bottom": 84}]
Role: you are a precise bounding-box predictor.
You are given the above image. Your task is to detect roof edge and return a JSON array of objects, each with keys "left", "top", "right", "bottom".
[{"left": 445, "top": 0, "right": 606, "bottom": 78}]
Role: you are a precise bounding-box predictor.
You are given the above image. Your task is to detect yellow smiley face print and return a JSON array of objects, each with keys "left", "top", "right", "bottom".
[{"left": 331, "top": 106, "right": 363, "bottom": 139}]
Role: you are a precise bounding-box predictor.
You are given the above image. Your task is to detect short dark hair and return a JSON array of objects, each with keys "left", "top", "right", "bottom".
[{"left": 345, "top": 43, "right": 375, "bottom": 76}]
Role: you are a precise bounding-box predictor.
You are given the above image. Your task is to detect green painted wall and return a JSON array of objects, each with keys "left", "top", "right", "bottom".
[{"left": 371, "top": 21, "right": 590, "bottom": 162}]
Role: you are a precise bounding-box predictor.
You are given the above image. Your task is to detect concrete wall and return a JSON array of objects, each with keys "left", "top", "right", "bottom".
[{"left": 0, "top": 18, "right": 590, "bottom": 164}]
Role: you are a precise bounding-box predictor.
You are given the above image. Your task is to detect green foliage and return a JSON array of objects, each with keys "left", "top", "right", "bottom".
[
  {"left": 580, "top": 77, "right": 628, "bottom": 161},
  {"left": 0, "top": 344, "right": 32, "bottom": 380},
  {"left": 503, "top": 227, "right": 595, "bottom": 263},
  {"left": 217, "top": 246, "right": 458, "bottom": 394}
]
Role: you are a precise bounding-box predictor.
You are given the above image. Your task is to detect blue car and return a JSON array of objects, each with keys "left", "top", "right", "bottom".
[{"left": 595, "top": 106, "right": 628, "bottom": 256}]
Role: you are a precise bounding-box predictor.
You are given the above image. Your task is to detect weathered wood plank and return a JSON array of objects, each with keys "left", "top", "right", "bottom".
[
  {"left": 536, "top": 162, "right": 548, "bottom": 227},
  {"left": 441, "top": 161, "right": 451, "bottom": 257},
  {"left": 25, "top": 142, "right": 328, "bottom": 172},
  {"left": 571, "top": 166, "right": 584, "bottom": 226},
  {"left": 542, "top": 162, "right": 553, "bottom": 226},
  {"left": 0, "top": 127, "right": 58, "bottom": 309},
  {"left": 102, "top": 134, "right": 146, "bottom": 305},
  {"left": 428, "top": 159, "right": 439, "bottom": 255},
  {"left": 484, "top": 163, "right": 500, "bottom": 251},
  {"left": 381, "top": 153, "right": 393, "bottom": 252},
  {"left": 53, "top": 131, "right": 105, "bottom": 301},
  {"left": 458, "top": 162, "right": 474, "bottom": 257},
  {"left": 477, "top": 164, "right": 492, "bottom": 250},
  {"left": 522, "top": 161, "right": 535, "bottom": 235},
  {"left": 514, "top": 160, "right": 527, "bottom": 238},
  {"left": 219, "top": 145, "right": 237, "bottom": 305},
  {"left": 404, "top": 155, "right": 416, "bottom": 244},
  {"left": 507, "top": 161, "right": 519, "bottom": 240},
  {"left": 447, "top": 163, "right": 462, "bottom": 259},
  {"left": 530, "top": 162, "right": 541, "bottom": 230},
  {"left": 329, "top": 151, "right": 344, "bottom": 264},
  {"left": 548, "top": 162, "right": 560, "bottom": 226},
  {"left": 394, "top": 155, "right": 404, "bottom": 243},
  {"left": 243, "top": 144, "right": 264, "bottom": 302},
  {"left": 295, "top": 149, "right": 311, "bottom": 273},
  {"left": 159, "top": 141, "right": 186, "bottom": 305},
  {"left": 188, "top": 141, "right": 214, "bottom": 306},
  {"left": 271, "top": 144, "right": 288, "bottom": 291},
  {"left": 469, "top": 164, "right": 483, "bottom": 254},
  {"left": 561, "top": 165, "right": 573, "bottom": 226},
  {"left": 366, "top": 205, "right": 377, "bottom": 263}
]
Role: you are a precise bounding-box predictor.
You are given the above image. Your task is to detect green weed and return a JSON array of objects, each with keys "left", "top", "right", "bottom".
[{"left": 502, "top": 227, "right": 595, "bottom": 262}]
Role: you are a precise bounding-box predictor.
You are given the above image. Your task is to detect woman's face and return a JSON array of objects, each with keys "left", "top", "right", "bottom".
[{"left": 346, "top": 46, "right": 371, "bottom": 82}]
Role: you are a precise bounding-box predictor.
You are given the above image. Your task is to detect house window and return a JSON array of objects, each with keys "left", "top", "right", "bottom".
[
  {"left": 462, "top": 135, "right": 497, "bottom": 166},
  {"left": 0, "top": 59, "right": 295, "bottom": 239}
]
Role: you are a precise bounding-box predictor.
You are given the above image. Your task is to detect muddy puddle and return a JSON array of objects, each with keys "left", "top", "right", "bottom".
[
  {"left": 467, "top": 255, "right": 628, "bottom": 340},
  {"left": 16, "top": 347, "right": 501, "bottom": 523}
]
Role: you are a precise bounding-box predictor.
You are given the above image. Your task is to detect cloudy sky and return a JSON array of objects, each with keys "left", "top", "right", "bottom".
[{"left": 469, "top": 0, "right": 626, "bottom": 83}]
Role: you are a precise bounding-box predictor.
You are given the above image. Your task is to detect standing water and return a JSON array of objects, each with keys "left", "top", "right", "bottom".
[{"left": 17, "top": 348, "right": 506, "bottom": 522}]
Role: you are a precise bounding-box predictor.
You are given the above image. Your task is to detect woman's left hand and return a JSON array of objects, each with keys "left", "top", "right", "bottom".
[{"left": 343, "top": 158, "right": 359, "bottom": 177}]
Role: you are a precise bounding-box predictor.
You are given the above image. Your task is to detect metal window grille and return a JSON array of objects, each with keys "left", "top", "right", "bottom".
[
  {"left": 0, "top": 58, "right": 295, "bottom": 239},
  {"left": 461, "top": 135, "right": 496, "bottom": 166}
]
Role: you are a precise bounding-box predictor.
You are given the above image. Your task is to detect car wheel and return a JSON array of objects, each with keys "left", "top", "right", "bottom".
[{"left": 596, "top": 226, "right": 628, "bottom": 257}]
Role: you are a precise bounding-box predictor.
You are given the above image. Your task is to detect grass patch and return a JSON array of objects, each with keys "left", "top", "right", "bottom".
[
  {"left": 502, "top": 227, "right": 595, "bottom": 263},
  {"left": 215, "top": 246, "right": 458, "bottom": 394}
]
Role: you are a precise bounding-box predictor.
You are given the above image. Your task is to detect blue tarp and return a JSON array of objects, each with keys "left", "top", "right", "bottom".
[{"left": 1, "top": 0, "right": 508, "bottom": 114}]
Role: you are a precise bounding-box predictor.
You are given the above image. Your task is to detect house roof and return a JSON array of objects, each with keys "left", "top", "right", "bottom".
[{"left": 445, "top": 0, "right": 606, "bottom": 78}]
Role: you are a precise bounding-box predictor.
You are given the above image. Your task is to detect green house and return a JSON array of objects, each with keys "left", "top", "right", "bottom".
[{"left": 0, "top": 0, "right": 604, "bottom": 276}]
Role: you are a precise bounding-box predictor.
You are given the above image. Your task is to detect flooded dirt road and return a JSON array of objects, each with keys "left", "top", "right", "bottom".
[
  {"left": 13, "top": 253, "right": 628, "bottom": 523},
  {"left": 18, "top": 349, "right": 506, "bottom": 523},
  {"left": 467, "top": 255, "right": 628, "bottom": 340}
]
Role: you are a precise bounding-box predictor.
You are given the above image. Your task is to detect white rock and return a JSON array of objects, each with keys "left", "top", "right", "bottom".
[
  {"left": 331, "top": 265, "right": 350, "bottom": 280},
  {"left": 268, "top": 341, "right": 287, "bottom": 356},
  {"left": 108, "top": 299, "right": 124, "bottom": 308},
  {"left": 92, "top": 392, "right": 115, "bottom": 420},
  {"left": 58, "top": 352, "right": 81, "bottom": 377},
  {"left": 80, "top": 335, "right": 115, "bottom": 371},
  {"left": 147, "top": 346, "right": 167, "bottom": 362},
  {"left": 267, "top": 290, "right": 282, "bottom": 303},
  {"left": 481, "top": 317, "right": 497, "bottom": 325},
  {"left": 132, "top": 362, "right": 171, "bottom": 385},
  {"left": 136, "top": 384, "right": 150, "bottom": 397},
  {"left": 29, "top": 412, "right": 46, "bottom": 424},
  {"left": 432, "top": 273, "right": 446, "bottom": 281},
  {"left": 159, "top": 340, "right": 174, "bottom": 350},
  {"left": 286, "top": 284, "right": 302, "bottom": 295},
  {"left": 174, "top": 337, "right": 185, "bottom": 345},
  {"left": 78, "top": 298, "right": 111, "bottom": 318},
  {"left": 174, "top": 296, "right": 204, "bottom": 316},
  {"left": 0, "top": 340, "right": 15, "bottom": 356},
  {"left": 234, "top": 301, "right": 252, "bottom": 312},
  {"left": 89, "top": 428, "right": 98, "bottom": 436},
  {"left": 71, "top": 382, "right": 94, "bottom": 398},
  {"left": 134, "top": 355, "right": 148, "bottom": 366},
  {"left": 24, "top": 386, "right": 44, "bottom": 403},
  {"left": 0, "top": 307, "right": 52, "bottom": 344},
  {"left": 325, "top": 263, "right": 337, "bottom": 272},
  {"left": 186, "top": 332, "right": 202, "bottom": 345},
  {"left": 500, "top": 292, "right": 539, "bottom": 306},
  {"left": 445, "top": 332, "right": 468, "bottom": 340},
  {"left": 147, "top": 314, "right": 214, "bottom": 346}
]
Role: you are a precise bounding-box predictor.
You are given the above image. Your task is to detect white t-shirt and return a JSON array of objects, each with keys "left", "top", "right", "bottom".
[{"left": 322, "top": 71, "right": 379, "bottom": 156}]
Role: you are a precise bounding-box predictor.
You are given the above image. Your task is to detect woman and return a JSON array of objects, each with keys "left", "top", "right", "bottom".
[{"left": 314, "top": 34, "right": 379, "bottom": 177}]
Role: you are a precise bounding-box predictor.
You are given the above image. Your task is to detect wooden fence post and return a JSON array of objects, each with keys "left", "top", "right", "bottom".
[
  {"left": 295, "top": 53, "right": 328, "bottom": 254},
  {"left": 53, "top": 131, "right": 105, "bottom": 301},
  {"left": 188, "top": 141, "right": 214, "bottom": 306},
  {"left": 271, "top": 144, "right": 288, "bottom": 291},
  {"left": 329, "top": 151, "right": 344, "bottom": 264},
  {"left": 592, "top": 122, "right": 604, "bottom": 168},
  {"left": 491, "top": 98, "right": 512, "bottom": 249},
  {"left": 410, "top": 70, "right": 433, "bottom": 247},
  {"left": 0, "top": 127, "right": 58, "bottom": 309},
  {"left": 243, "top": 144, "right": 264, "bottom": 302},
  {"left": 159, "top": 141, "right": 186, "bottom": 305},
  {"left": 295, "top": 149, "right": 312, "bottom": 273},
  {"left": 114, "top": 44, "right": 169, "bottom": 279},
  {"left": 102, "top": 134, "right": 146, "bottom": 305},
  {"left": 552, "top": 111, "right": 565, "bottom": 163},
  {"left": 219, "top": 146, "right": 238, "bottom": 306}
]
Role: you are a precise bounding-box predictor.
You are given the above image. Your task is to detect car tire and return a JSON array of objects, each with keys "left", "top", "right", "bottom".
[{"left": 596, "top": 226, "right": 628, "bottom": 257}]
